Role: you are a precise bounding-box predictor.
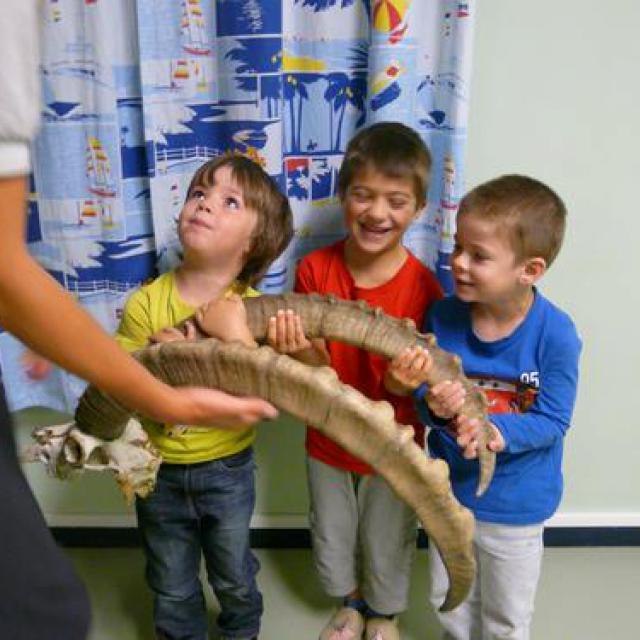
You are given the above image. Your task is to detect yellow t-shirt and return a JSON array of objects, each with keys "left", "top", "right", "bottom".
[{"left": 115, "top": 271, "right": 260, "bottom": 464}]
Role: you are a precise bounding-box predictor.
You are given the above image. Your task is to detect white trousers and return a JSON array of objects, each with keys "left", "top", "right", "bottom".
[{"left": 429, "top": 520, "right": 544, "bottom": 640}]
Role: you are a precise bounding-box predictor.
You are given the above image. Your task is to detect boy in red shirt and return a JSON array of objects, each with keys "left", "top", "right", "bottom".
[{"left": 268, "top": 122, "right": 442, "bottom": 640}]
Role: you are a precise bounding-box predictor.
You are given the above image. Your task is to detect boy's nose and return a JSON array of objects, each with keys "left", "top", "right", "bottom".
[
  {"left": 196, "top": 196, "right": 210, "bottom": 213},
  {"left": 367, "top": 197, "right": 386, "bottom": 220}
]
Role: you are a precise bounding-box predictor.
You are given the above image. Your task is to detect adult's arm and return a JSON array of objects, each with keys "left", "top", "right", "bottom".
[
  {"left": 0, "top": 4, "right": 275, "bottom": 426},
  {"left": 0, "top": 177, "right": 277, "bottom": 426}
]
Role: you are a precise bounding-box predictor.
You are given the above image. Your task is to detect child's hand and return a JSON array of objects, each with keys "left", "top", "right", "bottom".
[
  {"left": 150, "top": 320, "right": 197, "bottom": 344},
  {"left": 266, "top": 309, "right": 312, "bottom": 354},
  {"left": 195, "top": 294, "right": 255, "bottom": 346},
  {"left": 386, "top": 346, "right": 433, "bottom": 393},
  {"left": 426, "top": 380, "right": 466, "bottom": 419},
  {"left": 450, "top": 416, "right": 505, "bottom": 459},
  {"left": 21, "top": 349, "right": 53, "bottom": 380}
]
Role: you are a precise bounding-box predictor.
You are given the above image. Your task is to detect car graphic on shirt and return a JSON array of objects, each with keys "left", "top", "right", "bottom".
[{"left": 470, "top": 376, "right": 539, "bottom": 415}]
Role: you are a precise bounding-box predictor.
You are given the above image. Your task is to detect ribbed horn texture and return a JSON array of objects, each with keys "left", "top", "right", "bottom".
[{"left": 242, "top": 293, "right": 495, "bottom": 497}]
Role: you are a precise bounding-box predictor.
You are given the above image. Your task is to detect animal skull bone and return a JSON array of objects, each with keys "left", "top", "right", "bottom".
[{"left": 24, "top": 418, "right": 160, "bottom": 503}]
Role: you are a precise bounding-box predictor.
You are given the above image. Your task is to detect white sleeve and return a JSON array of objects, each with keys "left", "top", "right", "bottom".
[{"left": 0, "top": 0, "right": 41, "bottom": 177}]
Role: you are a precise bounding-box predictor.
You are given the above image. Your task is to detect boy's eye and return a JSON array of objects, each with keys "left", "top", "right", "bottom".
[
  {"left": 390, "top": 199, "right": 409, "bottom": 209},
  {"left": 190, "top": 188, "right": 205, "bottom": 200},
  {"left": 224, "top": 196, "right": 240, "bottom": 210}
]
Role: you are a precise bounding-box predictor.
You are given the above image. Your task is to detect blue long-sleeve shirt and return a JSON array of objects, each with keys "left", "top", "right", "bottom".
[{"left": 418, "top": 290, "right": 582, "bottom": 525}]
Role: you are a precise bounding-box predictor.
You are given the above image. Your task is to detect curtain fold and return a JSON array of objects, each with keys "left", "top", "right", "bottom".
[{"left": 0, "top": 0, "right": 474, "bottom": 413}]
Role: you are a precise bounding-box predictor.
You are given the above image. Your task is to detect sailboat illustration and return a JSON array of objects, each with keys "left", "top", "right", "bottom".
[
  {"left": 77, "top": 200, "right": 97, "bottom": 226},
  {"left": 86, "top": 136, "right": 116, "bottom": 197},
  {"left": 76, "top": 199, "right": 115, "bottom": 229},
  {"left": 172, "top": 60, "right": 190, "bottom": 84},
  {"left": 170, "top": 59, "right": 207, "bottom": 92},
  {"left": 181, "top": 0, "right": 210, "bottom": 56}
]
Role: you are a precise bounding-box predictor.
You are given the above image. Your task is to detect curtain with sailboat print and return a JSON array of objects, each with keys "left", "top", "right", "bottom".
[{"left": 0, "top": 0, "right": 474, "bottom": 413}]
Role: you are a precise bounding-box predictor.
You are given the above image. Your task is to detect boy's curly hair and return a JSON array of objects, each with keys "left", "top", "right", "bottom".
[
  {"left": 458, "top": 175, "right": 567, "bottom": 267},
  {"left": 337, "top": 121, "right": 432, "bottom": 207},
  {"left": 186, "top": 154, "right": 293, "bottom": 287}
]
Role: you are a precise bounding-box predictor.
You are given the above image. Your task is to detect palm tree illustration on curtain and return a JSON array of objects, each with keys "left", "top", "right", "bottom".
[
  {"left": 292, "top": 1, "right": 370, "bottom": 153},
  {"left": 261, "top": 76, "right": 281, "bottom": 119},
  {"left": 324, "top": 73, "right": 367, "bottom": 151},
  {"left": 226, "top": 2, "right": 371, "bottom": 153},
  {"left": 226, "top": 39, "right": 282, "bottom": 120},
  {"left": 284, "top": 74, "right": 321, "bottom": 153}
]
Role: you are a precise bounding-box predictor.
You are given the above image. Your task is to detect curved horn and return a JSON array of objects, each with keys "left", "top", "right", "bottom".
[
  {"left": 241, "top": 293, "right": 495, "bottom": 497},
  {"left": 75, "top": 337, "right": 474, "bottom": 611},
  {"left": 79, "top": 293, "right": 495, "bottom": 495}
]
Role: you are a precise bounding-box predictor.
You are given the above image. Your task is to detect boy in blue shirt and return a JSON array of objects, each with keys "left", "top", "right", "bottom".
[{"left": 386, "top": 174, "right": 582, "bottom": 639}]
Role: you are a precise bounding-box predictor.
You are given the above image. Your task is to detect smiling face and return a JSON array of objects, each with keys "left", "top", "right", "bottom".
[
  {"left": 451, "top": 212, "right": 531, "bottom": 305},
  {"left": 178, "top": 164, "right": 258, "bottom": 270},
  {"left": 342, "top": 165, "right": 421, "bottom": 260}
]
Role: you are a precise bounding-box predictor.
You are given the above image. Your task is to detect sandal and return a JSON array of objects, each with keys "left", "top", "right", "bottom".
[
  {"left": 364, "top": 616, "right": 399, "bottom": 640},
  {"left": 319, "top": 606, "right": 366, "bottom": 640}
]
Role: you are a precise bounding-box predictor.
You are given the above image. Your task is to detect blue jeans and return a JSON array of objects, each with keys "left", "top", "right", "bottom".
[{"left": 136, "top": 447, "right": 262, "bottom": 640}]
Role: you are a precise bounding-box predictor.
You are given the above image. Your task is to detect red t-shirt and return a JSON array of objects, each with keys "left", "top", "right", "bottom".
[{"left": 294, "top": 239, "right": 443, "bottom": 474}]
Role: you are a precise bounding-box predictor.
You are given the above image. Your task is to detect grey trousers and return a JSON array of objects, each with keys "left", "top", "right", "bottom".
[
  {"left": 306, "top": 456, "right": 417, "bottom": 615},
  {"left": 429, "top": 520, "right": 544, "bottom": 640}
]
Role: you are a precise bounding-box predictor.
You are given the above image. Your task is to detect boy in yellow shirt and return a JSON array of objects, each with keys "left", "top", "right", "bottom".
[{"left": 116, "top": 154, "right": 292, "bottom": 640}]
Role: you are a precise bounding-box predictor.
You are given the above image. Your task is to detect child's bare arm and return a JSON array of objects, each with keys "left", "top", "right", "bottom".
[
  {"left": 0, "top": 178, "right": 275, "bottom": 427},
  {"left": 385, "top": 345, "right": 433, "bottom": 396},
  {"left": 267, "top": 309, "right": 330, "bottom": 366}
]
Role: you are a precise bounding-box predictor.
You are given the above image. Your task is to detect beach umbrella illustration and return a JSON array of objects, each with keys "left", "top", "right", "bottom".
[{"left": 373, "top": 0, "right": 410, "bottom": 43}]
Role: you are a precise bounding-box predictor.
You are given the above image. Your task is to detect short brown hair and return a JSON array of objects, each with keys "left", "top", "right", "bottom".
[
  {"left": 337, "top": 122, "right": 432, "bottom": 207},
  {"left": 187, "top": 154, "right": 293, "bottom": 287},
  {"left": 458, "top": 175, "right": 567, "bottom": 267}
]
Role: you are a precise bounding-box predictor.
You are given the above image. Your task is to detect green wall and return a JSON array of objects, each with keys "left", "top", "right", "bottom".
[{"left": 464, "top": 0, "right": 640, "bottom": 522}]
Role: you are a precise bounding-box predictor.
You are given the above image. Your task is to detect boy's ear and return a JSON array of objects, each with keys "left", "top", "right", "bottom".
[{"left": 520, "top": 257, "right": 547, "bottom": 285}]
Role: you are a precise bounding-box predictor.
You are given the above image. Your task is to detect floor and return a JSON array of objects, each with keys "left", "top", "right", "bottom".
[{"left": 66, "top": 546, "right": 639, "bottom": 639}]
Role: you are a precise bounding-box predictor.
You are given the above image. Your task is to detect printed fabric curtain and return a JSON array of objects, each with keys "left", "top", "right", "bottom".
[{"left": 0, "top": 0, "right": 474, "bottom": 413}]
